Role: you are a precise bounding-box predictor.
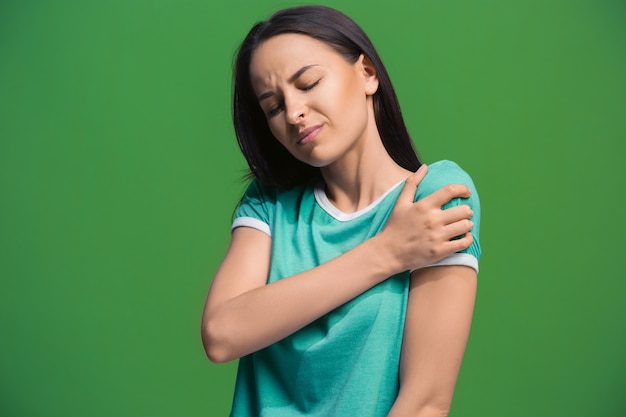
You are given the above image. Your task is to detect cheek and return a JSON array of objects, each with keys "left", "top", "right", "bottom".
[
  {"left": 326, "top": 84, "right": 369, "bottom": 128},
  {"left": 327, "top": 76, "right": 366, "bottom": 113}
]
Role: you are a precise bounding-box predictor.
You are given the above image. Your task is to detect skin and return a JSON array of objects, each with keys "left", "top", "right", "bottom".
[
  {"left": 250, "top": 33, "right": 404, "bottom": 210},
  {"left": 202, "top": 34, "right": 477, "bottom": 417}
]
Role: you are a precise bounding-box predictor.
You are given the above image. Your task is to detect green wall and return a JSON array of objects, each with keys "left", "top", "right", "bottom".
[{"left": 1, "top": 1, "right": 625, "bottom": 415}]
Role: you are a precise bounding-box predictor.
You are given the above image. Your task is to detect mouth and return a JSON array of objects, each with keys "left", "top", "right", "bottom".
[{"left": 297, "top": 125, "right": 323, "bottom": 145}]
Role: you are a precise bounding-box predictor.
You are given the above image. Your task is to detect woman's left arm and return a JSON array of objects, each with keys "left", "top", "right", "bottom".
[{"left": 387, "top": 265, "right": 477, "bottom": 417}]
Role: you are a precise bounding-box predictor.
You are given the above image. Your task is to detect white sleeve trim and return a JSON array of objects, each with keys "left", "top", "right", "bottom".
[
  {"left": 231, "top": 217, "right": 271, "bottom": 237},
  {"left": 412, "top": 253, "right": 479, "bottom": 273}
]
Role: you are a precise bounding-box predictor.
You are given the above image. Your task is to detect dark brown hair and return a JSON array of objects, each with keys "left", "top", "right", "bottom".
[{"left": 233, "top": 5, "right": 421, "bottom": 188}]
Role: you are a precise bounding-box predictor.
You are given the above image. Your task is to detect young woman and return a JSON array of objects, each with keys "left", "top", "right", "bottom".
[{"left": 202, "top": 5, "right": 481, "bottom": 417}]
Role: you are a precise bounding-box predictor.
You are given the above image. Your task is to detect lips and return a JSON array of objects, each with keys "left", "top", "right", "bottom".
[{"left": 297, "top": 125, "right": 323, "bottom": 145}]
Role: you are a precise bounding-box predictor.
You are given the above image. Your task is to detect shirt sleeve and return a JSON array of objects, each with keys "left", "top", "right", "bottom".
[
  {"left": 414, "top": 160, "right": 482, "bottom": 273},
  {"left": 231, "top": 179, "right": 274, "bottom": 237}
]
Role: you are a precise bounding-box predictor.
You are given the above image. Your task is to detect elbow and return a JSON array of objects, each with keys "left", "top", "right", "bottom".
[
  {"left": 417, "top": 395, "right": 452, "bottom": 417},
  {"left": 429, "top": 406, "right": 450, "bottom": 417},
  {"left": 203, "top": 343, "right": 231, "bottom": 365},
  {"left": 414, "top": 404, "right": 451, "bottom": 417},
  {"left": 201, "top": 316, "right": 238, "bottom": 364},
  {"left": 394, "top": 391, "right": 452, "bottom": 417},
  {"left": 206, "top": 350, "right": 233, "bottom": 364}
]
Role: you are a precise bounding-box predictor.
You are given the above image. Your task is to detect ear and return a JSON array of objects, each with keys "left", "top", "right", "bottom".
[{"left": 357, "top": 54, "right": 379, "bottom": 96}]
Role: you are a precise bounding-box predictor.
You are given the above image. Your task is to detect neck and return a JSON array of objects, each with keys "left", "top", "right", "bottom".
[{"left": 320, "top": 120, "right": 412, "bottom": 213}]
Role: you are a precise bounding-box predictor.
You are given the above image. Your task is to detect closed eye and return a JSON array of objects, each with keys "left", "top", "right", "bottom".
[
  {"left": 267, "top": 103, "right": 284, "bottom": 117},
  {"left": 265, "top": 79, "right": 320, "bottom": 118},
  {"left": 302, "top": 79, "right": 320, "bottom": 91}
]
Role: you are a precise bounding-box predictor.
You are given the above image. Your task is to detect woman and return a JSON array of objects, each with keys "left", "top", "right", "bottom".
[{"left": 202, "top": 5, "right": 481, "bottom": 417}]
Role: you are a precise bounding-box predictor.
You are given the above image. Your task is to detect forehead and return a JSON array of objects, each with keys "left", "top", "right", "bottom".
[{"left": 249, "top": 33, "right": 344, "bottom": 87}]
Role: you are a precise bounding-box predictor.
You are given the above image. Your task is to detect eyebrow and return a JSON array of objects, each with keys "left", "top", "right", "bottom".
[{"left": 257, "top": 64, "right": 319, "bottom": 102}]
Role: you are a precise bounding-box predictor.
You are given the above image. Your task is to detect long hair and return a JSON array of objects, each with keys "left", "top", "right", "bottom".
[{"left": 233, "top": 5, "right": 421, "bottom": 188}]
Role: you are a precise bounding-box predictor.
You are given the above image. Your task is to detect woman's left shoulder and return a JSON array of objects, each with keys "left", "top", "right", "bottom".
[
  {"left": 426, "top": 160, "right": 474, "bottom": 183},
  {"left": 416, "top": 160, "right": 477, "bottom": 197},
  {"left": 417, "top": 160, "right": 481, "bottom": 256}
]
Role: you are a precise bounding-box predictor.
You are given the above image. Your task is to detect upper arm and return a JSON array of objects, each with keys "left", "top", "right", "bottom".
[
  {"left": 203, "top": 226, "right": 272, "bottom": 320},
  {"left": 393, "top": 161, "right": 482, "bottom": 412},
  {"left": 204, "top": 179, "right": 275, "bottom": 315},
  {"left": 393, "top": 265, "right": 477, "bottom": 414}
]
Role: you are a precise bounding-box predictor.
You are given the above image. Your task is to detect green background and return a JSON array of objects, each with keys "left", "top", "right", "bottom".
[{"left": 1, "top": 0, "right": 625, "bottom": 416}]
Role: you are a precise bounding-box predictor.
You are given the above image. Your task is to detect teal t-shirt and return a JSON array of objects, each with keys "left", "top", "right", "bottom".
[{"left": 229, "top": 160, "right": 481, "bottom": 417}]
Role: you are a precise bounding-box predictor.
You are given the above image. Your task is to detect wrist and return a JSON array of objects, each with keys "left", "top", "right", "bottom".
[{"left": 365, "top": 234, "right": 404, "bottom": 278}]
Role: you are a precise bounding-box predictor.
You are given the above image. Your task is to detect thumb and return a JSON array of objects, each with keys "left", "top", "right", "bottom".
[{"left": 398, "top": 164, "right": 428, "bottom": 203}]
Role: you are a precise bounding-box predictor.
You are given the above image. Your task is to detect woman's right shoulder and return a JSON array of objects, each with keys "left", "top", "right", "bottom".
[
  {"left": 235, "top": 179, "right": 314, "bottom": 232},
  {"left": 240, "top": 178, "right": 314, "bottom": 203}
]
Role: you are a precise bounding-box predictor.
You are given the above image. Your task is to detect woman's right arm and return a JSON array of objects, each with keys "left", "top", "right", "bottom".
[{"left": 201, "top": 167, "right": 475, "bottom": 363}]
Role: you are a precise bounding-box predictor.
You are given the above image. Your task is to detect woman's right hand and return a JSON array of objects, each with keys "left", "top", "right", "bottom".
[{"left": 375, "top": 164, "right": 475, "bottom": 274}]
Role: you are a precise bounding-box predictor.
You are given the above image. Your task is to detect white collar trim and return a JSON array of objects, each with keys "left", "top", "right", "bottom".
[{"left": 313, "top": 180, "right": 404, "bottom": 222}]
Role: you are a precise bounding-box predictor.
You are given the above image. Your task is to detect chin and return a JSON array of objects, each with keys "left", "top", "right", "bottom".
[
  {"left": 298, "top": 155, "right": 338, "bottom": 169},
  {"left": 290, "top": 147, "right": 338, "bottom": 169}
]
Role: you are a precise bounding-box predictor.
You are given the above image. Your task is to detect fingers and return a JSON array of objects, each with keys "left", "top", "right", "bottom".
[
  {"left": 441, "top": 232, "right": 474, "bottom": 254},
  {"left": 420, "top": 183, "right": 471, "bottom": 208},
  {"left": 397, "top": 164, "right": 428, "bottom": 204},
  {"left": 440, "top": 204, "right": 473, "bottom": 225},
  {"left": 442, "top": 219, "right": 474, "bottom": 241}
]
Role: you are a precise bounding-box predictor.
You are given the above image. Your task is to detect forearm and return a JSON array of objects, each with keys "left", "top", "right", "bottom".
[
  {"left": 203, "top": 234, "right": 398, "bottom": 363},
  {"left": 203, "top": 169, "right": 476, "bottom": 364}
]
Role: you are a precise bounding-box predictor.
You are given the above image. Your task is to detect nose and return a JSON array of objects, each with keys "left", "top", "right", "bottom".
[{"left": 284, "top": 93, "right": 308, "bottom": 125}]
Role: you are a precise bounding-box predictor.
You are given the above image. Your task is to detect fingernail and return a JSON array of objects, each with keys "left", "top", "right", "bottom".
[{"left": 417, "top": 164, "right": 426, "bottom": 173}]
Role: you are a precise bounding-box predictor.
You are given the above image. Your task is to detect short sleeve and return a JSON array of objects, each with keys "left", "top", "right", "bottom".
[
  {"left": 414, "top": 160, "right": 482, "bottom": 273},
  {"left": 231, "top": 179, "right": 275, "bottom": 237}
]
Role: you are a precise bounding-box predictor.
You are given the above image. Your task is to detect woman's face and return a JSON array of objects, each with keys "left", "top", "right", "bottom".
[{"left": 249, "top": 33, "right": 379, "bottom": 168}]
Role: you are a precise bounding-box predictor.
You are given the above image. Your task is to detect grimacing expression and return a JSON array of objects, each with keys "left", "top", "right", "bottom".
[{"left": 249, "top": 33, "right": 380, "bottom": 168}]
